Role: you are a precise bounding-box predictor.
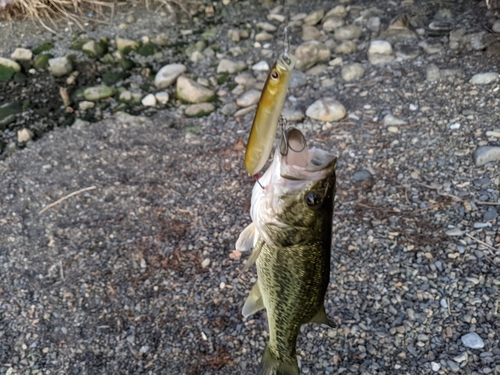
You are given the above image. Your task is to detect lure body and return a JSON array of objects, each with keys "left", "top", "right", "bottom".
[{"left": 245, "top": 53, "right": 297, "bottom": 176}]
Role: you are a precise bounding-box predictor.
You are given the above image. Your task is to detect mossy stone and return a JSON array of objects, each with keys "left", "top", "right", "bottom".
[
  {"left": 137, "top": 43, "right": 159, "bottom": 56},
  {"left": 32, "top": 41, "right": 54, "bottom": 54},
  {"left": 34, "top": 54, "right": 54, "bottom": 69},
  {"left": 70, "top": 39, "right": 89, "bottom": 51}
]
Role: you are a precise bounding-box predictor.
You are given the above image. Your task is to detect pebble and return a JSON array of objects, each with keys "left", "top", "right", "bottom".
[
  {"left": 426, "top": 64, "right": 440, "bottom": 82},
  {"left": 184, "top": 103, "right": 215, "bottom": 117},
  {"left": 289, "top": 70, "right": 307, "bottom": 89},
  {"left": 255, "top": 31, "right": 274, "bottom": 42},
  {"left": 470, "top": 72, "right": 499, "bottom": 85},
  {"left": 176, "top": 76, "right": 215, "bottom": 104},
  {"left": 267, "top": 14, "right": 285, "bottom": 23},
  {"left": 449, "top": 122, "right": 460, "bottom": 130},
  {"left": 155, "top": 91, "right": 170, "bottom": 104},
  {"left": 322, "top": 16, "right": 345, "bottom": 32},
  {"left": 304, "top": 9, "right": 324, "bottom": 26},
  {"left": 252, "top": 61, "right": 269, "bottom": 71},
  {"left": 305, "top": 98, "right": 346, "bottom": 122},
  {"left": 235, "top": 72, "right": 256, "bottom": 88},
  {"left": 78, "top": 101, "right": 95, "bottom": 110},
  {"left": 419, "top": 41, "right": 444, "bottom": 54},
  {"left": 352, "top": 169, "right": 371, "bottom": 181},
  {"left": 395, "top": 44, "right": 421, "bottom": 59},
  {"left": 281, "top": 108, "right": 304, "bottom": 122},
  {"left": 301, "top": 26, "right": 321, "bottom": 41},
  {"left": 0, "top": 57, "right": 21, "bottom": 75},
  {"left": 431, "top": 362, "right": 441, "bottom": 372},
  {"left": 295, "top": 41, "right": 330, "bottom": 71},
  {"left": 141, "top": 94, "right": 157, "bottom": 107},
  {"left": 367, "top": 17, "right": 381, "bottom": 32},
  {"left": 447, "top": 360, "right": 460, "bottom": 372},
  {"left": 383, "top": 113, "right": 406, "bottom": 126},
  {"left": 201, "top": 258, "right": 210, "bottom": 268},
  {"left": 116, "top": 37, "right": 139, "bottom": 53},
  {"left": 493, "top": 20, "right": 500, "bottom": 33},
  {"left": 256, "top": 22, "right": 277, "bottom": 32},
  {"left": 82, "top": 40, "right": 106, "bottom": 58},
  {"left": 446, "top": 228, "right": 465, "bottom": 236},
  {"left": 10, "top": 48, "right": 33, "bottom": 61},
  {"left": 48, "top": 57, "right": 73, "bottom": 77},
  {"left": 83, "top": 85, "right": 115, "bottom": 101},
  {"left": 329, "top": 57, "right": 342, "bottom": 66},
  {"left": 17, "top": 128, "right": 33, "bottom": 143},
  {"left": 341, "top": 63, "right": 364, "bottom": 82},
  {"left": 472, "top": 146, "right": 500, "bottom": 166},
  {"left": 484, "top": 209, "right": 498, "bottom": 221},
  {"left": 236, "top": 89, "right": 261, "bottom": 107},
  {"left": 217, "top": 59, "right": 247, "bottom": 74},
  {"left": 335, "top": 41, "right": 357, "bottom": 55},
  {"left": 154, "top": 63, "right": 186, "bottom": 89},
  {"left": 368, "top": 40, "right": 393, "bottom": 55},
  {"left": 234, "top": 104, "right": 257, "bottom": 117},
  {"left": 334, "top": 25, "right": 362, "bottom": 41},
  {"left": 325, "top": 5, "right": 347, "bottom": 18},
  {"left": 486, "top": 130, "right": 500, "bottom": 137},
  {"left": 461, "top": 332, "right": 485, "bottom": 349}
]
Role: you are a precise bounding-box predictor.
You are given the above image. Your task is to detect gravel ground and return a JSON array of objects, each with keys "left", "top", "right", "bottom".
[{"left": 1, "top": 0, "right": 500, "bottom": 374}]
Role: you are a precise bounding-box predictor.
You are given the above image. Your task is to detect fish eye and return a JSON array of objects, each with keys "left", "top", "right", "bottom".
[
  {"left": 271, "top": 70, "right": 279, "bottom": 80},
  {"left": 305, "top": 192, "right": 322, "bottom": 207}
]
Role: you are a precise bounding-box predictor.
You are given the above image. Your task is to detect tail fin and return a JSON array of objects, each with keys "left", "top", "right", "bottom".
[{"left": 258, "top": 345, "right": 299, "bottom": 375}]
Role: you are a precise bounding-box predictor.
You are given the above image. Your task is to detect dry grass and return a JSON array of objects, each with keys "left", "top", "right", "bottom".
[{"left": 0, "top": 0, "right": 202, "bottom": 26}]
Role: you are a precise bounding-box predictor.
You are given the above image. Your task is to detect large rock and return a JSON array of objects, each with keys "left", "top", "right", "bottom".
[
  {"left": 11, "top": 48, "right": 33, "bottom": 61},
  {"left": 341, "top": 63, "right": 365, "bottom": 81},
  {"left": 295, "top": 41, "right": 331, "bottom": 71},
  {"left": 48, "top": 57, "right": 73, "bottom": 77},
  {"left": 334, "top": 25, "right": 362, "bottom": 40},
  {"left": 83, "top": 85, "right": 116, "bottom": 101},
  {"left": 472, "top": 146, "right": 500, "bottom": 166},
  {"left": 236, "top": 89, "right": 261, "bottom": 107},
  {"left": 470, "top": 72, "right": 499, "bottom": 85},
  {"left": 176, "top": 76, "right": 215, "bottom": 103},
  {"left": 155, "top": 63, "right": 187, "bottom": 89},
  {"left": 217, "top": 59, "right": 247, "bottom": 74},
  {"left": 306, "top": 98, "right": 346, "bottom": 122},
  {"left": 0, "top": 57, "right": 21, "bottom": 81}
]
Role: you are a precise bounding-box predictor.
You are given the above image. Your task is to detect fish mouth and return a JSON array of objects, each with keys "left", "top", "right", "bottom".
[
  {"left": 279, "top": 128, "right": 336, "bottom": 181},
  {"left": 276, "top": 53, "right": 297, "bottom": 72}
]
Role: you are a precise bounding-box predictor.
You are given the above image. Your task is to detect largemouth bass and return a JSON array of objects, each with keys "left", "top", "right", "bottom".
[
  {"left": 237, "top": 128, "right": 337, "bottom": 375},
  {"left": 244, "top": 52, "right": 297, "bottom": 177}
]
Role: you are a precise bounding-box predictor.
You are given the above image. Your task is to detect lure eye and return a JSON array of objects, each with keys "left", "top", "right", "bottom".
[
  {"left": 305, "top": 192, "right": 322, "bottom": 208},
  {"left": 283, "top": 56, "right": 291, "bottom": 65},
  {"left": 271, "top": 70, "right": 279, "bottom": 80}
]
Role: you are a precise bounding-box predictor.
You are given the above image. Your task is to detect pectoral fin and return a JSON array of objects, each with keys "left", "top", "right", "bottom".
[
  {"left": 236, "top": 223, "right": 255, "bottom": 252},
  {"left": 309, "top": 305, "right": 336, "bottom": 328},
  {"left": 243, "top": 239, "right": 264, "bottom": 271},
  {"left": 242, "top": 282, "right": 265, "bottom": 318}
]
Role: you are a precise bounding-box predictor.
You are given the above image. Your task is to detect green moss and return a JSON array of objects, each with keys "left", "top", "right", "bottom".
[
  {"left": 34, "top": 54, "right": 54, "bottom": 69},
  {"left": 32, "top": 41, "right": 54, "bottom": 54},
  {"left": 216, "top": 74, "right": 229, "bottom": 84},
  {"left": 70, "top": 39, "right": 89, "bottom": 51},
  {"left": 13, "top": 72, "right": 27, "bottom": 83},
  {"left": 0, "top": 67, "right": 17, "bottom": 82},
  {"left": 136, "top": 43, "right": 159, "bottom": 56},
  {"left": 119, "top": 58, "right": 135, "bottom": 71},
  {"left": 201, "top": 27, "right": 217, "bottom": 39},
  {"left": 183, "top": 125, "right": 201, "bottom": 134},
  {"left": 102, "top": 71, "right": 127, "bottom": 85}
]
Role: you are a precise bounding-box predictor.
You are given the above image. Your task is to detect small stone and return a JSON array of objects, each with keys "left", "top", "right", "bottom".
[
  {"left": 252, "top": 61, "right": 270, "bottom": 71},
  {"left": 255, "top": 31, "right": 274, "bottom": 42},
  {"left": 306, "top": 98, "right": 346, "bottom": 122},
  {"left": 119, "top": 91, "right": 142, "bottom": 104},
  {"left": 184, "top": 103, "right": 215, "bottom": 117},
  {"left": 306, "top": 64, "right": 327, "bottom": 76},
  {"left": 353, "top": 169, "right": 371, "bottom": 181},
  {"left": 394, "top": 44, "right": 421, "bottom": 59},
  {"left": 155, "top": 92, "right": 169, "bottom": 104},
  {"left": 217, "top": 59, "right": 247, "bottom": 74},
  {"left": 461, "top": 332, "right": 484, "bottom": 349},
  {"left": 201, "top": 258, "right": 211, "bottom": 268},
  {"left": 449, "top": 122, "right": 460, "bottom": 130},
  {"left": 367, "top": 17, "right": 381, "bottom": 33},
  {"left": 301, "top": 26, "right": 321, "bottom": 41},
  {"left": 469, "top": 32, "right": 487, "bottom": 50},
  {"left": 387, "top": 126, "right": 399, "bottom": 133},
  {"left": 82, "top": 40, "right": 106, "bottom": 58},
  {"left": 78, "top": 101, "right": 95, "bottom": 110},
  {"left": 325, "top": 5, "right": 347, "bottom": 18},
  {"left": 472, "top": 146, "right": 500, "bottom": 166},
  {"left": 289, "top": 70, "right": 307, "bottom": 89},
  {"left": 446, "top": 228, "right": 464, "bottom": 236},
  {"left": 426, "top": 64, "right": 440, "bottom": 82},
  {"left": 141, "top": 94, "right": 156, "bottom": 107},
  {"left": 454, "top": 353, "right": 467, "bottom": 363},
  {"left": 17, "top": 128, "right": 33, "bottom": 143},
  {"left": 236, "top": 89, "right": 261, "bottom": 107},
  {"left": 155, "top": 63, "right": 187, "bottom": 89},
  {"left": 234, "top": 104, "right": 257, "bottom": 117},
  {"left": 235, "top": 72, "right": 256, "bottom": 88},
  {"left": 486, "top": 130, "right": 500, "bottom": 137},
  {"left": 221, "top": 102, "right": 238, "bottom": 116},
  {"left": 419, "top": 41, "right": 444, "bottom": 54},
  {"left": 383, "top": 113, "right": 406, "bottom": 126},
  {"left": 83, "top": 85, "right": 115, "bottom": 101},
  {"left": 470, "top": 72, "right": 499, "bottom": 85},
  {"left": 334, "top": 25, "right": 362, "bottom": 40},
  {"left": 0, "top": 57, "right": 21, "bottom": 81},
  {"left": 341, "top": 63, "right": 364, "bottom": 81},
  {"left": 440, "top": 299, "right": 448, "bottom": 308},
  {"left": 116, "top": 37, "right": 140, "bottom": 53},
  {"left": 11, "top": 48, "right": 33, "bottom": 61},
  {"left": 256, "top": 22, "right": 277, "bottom": 32},
  {"left": 304, "top": 9, "right": 325, "bottom": 26},
  {"left": 484, "top": 209, "right": 498, "bottom": 221},
  {"left": 295, "top": 41, "right": 330, "bottom": 71},
  {"left": 447, "top": 360, "right": 460, "bottom": 373},
  {"left": 176, "top": 76, "right": 215, "bottom": 103},
  {"left": 190, "top": 51, "right": 204, "bottom": 63},
  {"left": 282, "top": 108, "right": 304, "bottom": 122},
  {"left": 48, "top": 57, "right": 73, "bottom": 77},
  {"left": 323, "top": 16, "right": 345, "bottom": 32},
  {"left": 368, "top": 40, "right": 393, "bottom": 55},
  {"left": 335, "top": 41, "right": 357, "bottom": 54},
  {"left": 329, "top": 57, "right": 343, "bottom": 66},
  {"left": 493, "top": 20, "right": 500, "bottom": 33},
  {"left": 431, "top": 362, "right": 441, "bottom": 372},
  {"left": 267, "top": 14, "right": 285, "bottom": 23}
]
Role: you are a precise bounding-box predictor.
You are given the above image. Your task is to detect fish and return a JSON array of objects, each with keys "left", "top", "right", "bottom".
[
  {"left": 244, "top": 52, "right": 297, "bottom": 177},
  {"left": 236, "top": 128, "right": 337, "bottom": 375}
]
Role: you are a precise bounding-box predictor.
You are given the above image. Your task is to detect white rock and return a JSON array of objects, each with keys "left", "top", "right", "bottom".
[
  {"left": 304, "top": 9, "right": 325, "bottom": 26},
  {"left": 217, "top": 59, "right": 247, "bottom": 74},
  {"left": 48, "top": 57, "right": 73, "bottom": 77},
  {"left": 325, "top": 5, "right": 347, "bottom": 18},
  {"left": 78, "top": 101, "right": 95, "bottom": 110},
  {"left": 236, "top": 89, "right": 261, "bottom": 107},
  {"left": 282, "top": 108, "right": 305, "bottom": 122},
  {"left": 267, "top": 14, "right": 285, "bottom": 22},
  {"left": 341, "top": 63, "right": 365, "bottom": 82},
  {"left": 11, "top": 48, "right": 33, "bottom": 61},
  {"left": 155, "top": 91, "right": 169, "bottom": 104},
  {"left": 334, "top": 25, "right": 362, "bottom": 40},
  {"left": 185, "top": 103, "right": 215, "bottom": 117},
  {"left": 431, "top": 362, "right": 441, "bottom": 372},
  {"left": 322, "top": 16, "right": 345, "bottom": 32},
  {"left": 449, "top": 122, "right": 460, "bottom": 130},
  {"left": 154, "top": 63, "right": 187, "bottom": 89},
  {"left": 17, "top": 128, "right": 33, "bottom": 143},
  {"left": 306, "top": 98, "right": 346, "bottom": 122},
  {"left": 368, "top": 40, "right": 393, "bottom": 55},
  {"left": 176, "top": 76, "right": 215, "bottom": 103},
  {"left": 190, "top": 51, "right": 204, "bottom": 63},
  {"left": 235, "top": 72, "right": 256, "bottom": 87},
  {"left": 461, "top": 332, "right": 484, "bottom": 349},
  {"left": 329, "top": 57, "right": 343, "bottom": 66},
  {"left": 256, "top": 22, "right": 277, "bottom": 32},
  {"left": 255, "top": 31, "right": 274, "bottom": 42},
  {"left": 141, "top": 94, "right": 157, "bottom": 107},
  {"left": 252, "top": 61, "right": 270, "bottom": 71},
  {"left": 486, "top": 130, "right": 500, "bottom": 137},
  {"left": 470, "top": 72, "right": 499, "bottom": 85},
  {"left": 0, "top": 57, "right": 21, "bottom": 73},
  {"left": 383, "top": 113, "right": 406, "bottom": 126},
  {"left": 201, "top": 258, "right": 211, "bottom": 268}
]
